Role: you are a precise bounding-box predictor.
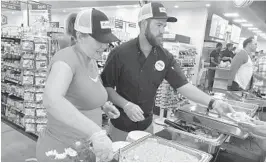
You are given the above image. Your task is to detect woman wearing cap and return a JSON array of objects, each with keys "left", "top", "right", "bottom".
[{"left": 36, "top": 8, "right": 120, "bottom": 162}]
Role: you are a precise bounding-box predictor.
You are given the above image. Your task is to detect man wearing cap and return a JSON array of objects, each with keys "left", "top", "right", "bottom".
[{"left": 101, "top": 2, "right": 235, "bottom": 141}]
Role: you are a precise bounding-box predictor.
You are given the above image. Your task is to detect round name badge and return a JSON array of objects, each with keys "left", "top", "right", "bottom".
[{"left": 155, "top": 60, "right": 165, "bottom": 71}]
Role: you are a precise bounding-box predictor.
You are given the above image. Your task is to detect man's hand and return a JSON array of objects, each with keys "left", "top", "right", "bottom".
[
  {"left": 213, "top": 100, "right": 235, "bottom": 116},
  {"left": 102, "top": 102, "right": 120, "bottom": 119},
  {"left": 239, "top": 120, "right": 266, "bottom": 138},
  {"left": 123, "top": 102, "right": 144, "bottom": 122}
]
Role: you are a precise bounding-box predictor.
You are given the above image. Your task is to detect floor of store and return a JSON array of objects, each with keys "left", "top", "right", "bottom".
[{"left": 1, "top": 122, "right": 36, "bottom": 162}]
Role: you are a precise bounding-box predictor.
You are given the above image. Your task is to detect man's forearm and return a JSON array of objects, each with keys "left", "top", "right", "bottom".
[
  {"left": 105, "top": 87, "right": 129, "bottom": 109},
  {"left": 177, "top": 83, "right": 212, "bottom": 107}
]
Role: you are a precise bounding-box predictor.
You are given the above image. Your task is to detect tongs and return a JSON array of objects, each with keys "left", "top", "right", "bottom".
[{"left": 164, "top": 119, "right": 195, "bottom": 132}]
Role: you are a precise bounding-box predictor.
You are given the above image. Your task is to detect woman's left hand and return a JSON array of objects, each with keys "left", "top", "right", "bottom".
[{"left": 102, "top": 102, "right": 120, "bottom": 119}]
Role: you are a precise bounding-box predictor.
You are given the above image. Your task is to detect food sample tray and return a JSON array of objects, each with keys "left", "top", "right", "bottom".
[{"left": 113, "top": 135, "right": 212, "bottom": 162}]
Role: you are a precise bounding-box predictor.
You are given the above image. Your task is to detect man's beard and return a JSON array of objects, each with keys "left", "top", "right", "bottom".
[{"left": 144, "top": 21, "right": 163, "bottom": 47}]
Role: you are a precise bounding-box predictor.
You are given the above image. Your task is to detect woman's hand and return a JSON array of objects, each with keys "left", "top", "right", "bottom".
[
  {"left": 90, "top": 130, "right": 113, "bottom": 162},
  {"left": 102, "top": 102, "right": 120, "bottom": 119}
]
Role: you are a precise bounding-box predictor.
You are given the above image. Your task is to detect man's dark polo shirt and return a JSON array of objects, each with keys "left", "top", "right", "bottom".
[{"left": 101, "top": 37, "right": 188, "bottom": 132}]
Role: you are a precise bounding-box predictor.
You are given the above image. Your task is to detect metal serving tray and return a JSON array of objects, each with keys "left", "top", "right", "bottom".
[
  {"left": 165, "top": 120, "right": 228, "bottom": 154},
  {"left": 113, "top": 135, "right": 213, "bottom": 162},
  {"left": 176, "top": 104, "right": 249, "bottom": 139},
  {"left": 226, "top": 91, "right": 266, "bottom": 107}
]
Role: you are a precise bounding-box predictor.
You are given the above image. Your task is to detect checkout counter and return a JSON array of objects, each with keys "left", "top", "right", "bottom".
[{"left": 206, "top": 67, "right": 230, "bottom": 92}]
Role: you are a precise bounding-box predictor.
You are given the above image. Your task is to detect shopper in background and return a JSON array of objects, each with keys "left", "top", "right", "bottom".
[
  {"left": 208, "top": 42, "right": 222, "bottom": 94},
  {"left": 36, "top": 9, "right": 120, "bottom": 162},
  {"left": 228, "top": 37, "right": 257, "bottom": 91},
  {"left": 232, "top": 46, "right": 237, "bottom": 58},
  {"left": 101, "top": 2, "right": 235, "bottom": 142},
  {"left": 221, "top": 43, "right": 234, "bottom": 63}
]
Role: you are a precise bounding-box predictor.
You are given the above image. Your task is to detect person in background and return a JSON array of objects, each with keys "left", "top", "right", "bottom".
[
  {"left": 228, "top": 37, "right": 257, "bottom": 91},
  {"left": 232, "top": 46, "right": 237, "bottom": 58},
  {"left": 221, "top": 43, "right": 234, "bottom": 63},
  {"left": 208, "top": 42, "right": 223, "bottom": 94},
  {"left": 101, "top": 2, "right": 235, "bottom": 142},
  {"left": 36, "top": 9, "right": 120, "bottom": 162}
]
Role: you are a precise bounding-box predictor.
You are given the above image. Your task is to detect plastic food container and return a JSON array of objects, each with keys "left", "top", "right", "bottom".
[
  {"left": 126, "top": 131, "right": 152, "bottom": 143},
  {"left": 112, "top": 141, "right": 130, "bottom": 153}
]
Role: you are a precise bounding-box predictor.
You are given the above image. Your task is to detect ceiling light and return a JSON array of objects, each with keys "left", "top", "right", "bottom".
[
  {"left": 233, "top": 19, "right": 246, "bottom": 23},
  {"left": 223, "top": 13, "right": 239, "bottom": 17},
  {"left": 116, "top": 6, "right": 121, "bottom": 8},
  {"left": 205, "top": 4, "right": 211, "bottom": 7},
  {"left": 133, "top": 5, "right": 138, "bottom": 8},
  {"left": 11, "top": 11, "right": 15, "bottom": 14},
  {"left": 248, "top": 27, "right": 258, "bottom": 30},
  {"left": 241, "top": 23, "right": 253, "bottom": 27},
  {"left": 62, "top": 9, "right": 66, "bottom": 12},
  {"left": 174, "top": 5, "right": 179, "bottom": 8}
]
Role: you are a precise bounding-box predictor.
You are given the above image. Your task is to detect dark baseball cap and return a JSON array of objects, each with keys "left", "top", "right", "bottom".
[
  {"left": 74, "top": 8, "right": 119, "bottom": 43},
  {"left": 138, "top": 2, "right": 177, "bottom": 23}
]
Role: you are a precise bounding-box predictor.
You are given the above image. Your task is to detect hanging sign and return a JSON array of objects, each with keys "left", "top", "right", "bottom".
[
  {"left": 1, "top": 0, "right": 21, "bottom": 11},
  {"left": 31, "top": 4, "right": 48, "bottom": 10},
  {"left": 128, "top": 22, "right": 136, "bottom": 28},
  {"left": 1, "top": 14, "right": 8, "bottom": 25},
  {"left": 115, "top": 19, "right": 124, "bottom": 29},
  {"left": 50, "top": 22, "right": 59, "bottom": 28}
]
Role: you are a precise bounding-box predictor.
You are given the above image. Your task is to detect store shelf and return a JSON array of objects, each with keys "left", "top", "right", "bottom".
[
  {"left": 4, "top": 77, "right": 23, "bottom": 85},
  {"left": 2, "top": 65, "right": 21, "bottom": 72},
  {"left": 1, "top": 36, "right": 21, "bottom": 41},
  {"left": 1, "top": 115, "right": 38, "bottom": 142},
  {"left": 6, "top": 105, "right": 24, "bottom": 114}
]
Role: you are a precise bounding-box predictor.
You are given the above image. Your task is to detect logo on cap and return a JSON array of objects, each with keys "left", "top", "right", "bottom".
[
  {"left": 100, "top": 21, "right": 111, "bottom": 29},
  {"left": 159, "top": 7, "right": 166, "bottom": 13}
]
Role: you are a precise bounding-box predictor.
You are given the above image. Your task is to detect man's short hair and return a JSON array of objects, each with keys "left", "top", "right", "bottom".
[
  {"left": 243, "top": 36, "right": 254, "bottom": 48},
  {"left": 216, "top": 42, "right": 222, "bottom": 48},
  {"left": 226, "top": 43, "right": 233, "bottom": 48}
]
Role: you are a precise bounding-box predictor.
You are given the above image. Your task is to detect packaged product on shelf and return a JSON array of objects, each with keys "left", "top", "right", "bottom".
[
  {"left": 36, "top": 109, "right": 47, "bottom": 117},
  {"left": 35, "top": 60, "right": 48, "bottom": 70},
  {"left": 35, "top": 71, "right": 47, "bottom": 78},
  {"left": 24, "top": 86, "right": 36, "bottom": 93},
  {"left": 23, "top": 70, "right": 35, "bottom": 76},
  {"left": 20, "top": 117, "right": 25, "bottom": 127},
  {"left": 25, "top": 123, "right": 36, "bottom": 133},
  {"left": 35, "top": 77, "right": 46, "bottom": 86},
  {"left": 22, "top": 76, "right": 34, "bottom": 85},
  {"left": 16, "top": 101, "right": 24, "bottom": 110},
  {"left": 36, "top": 117, "right": 48, "bottom": 124},
  {"left": 36, "top": 124, "right": 46, "bottom": 133},
  {"left": 35, "top": 43, "right": 48, "bottom": 54},
  {"left": 24, "top": 108, "right": 36, "bottom": 117},
  {"left": 34, "top": 37, "right": 48, "bottom": 43},
  {"left": 21, "top": 59, "right": 34, "bottom": 69},
  {"left": 6, "top": 98, "right": 14, "bottom": 106},
  {"left": 24, "top": 92, "right": 35, "bottom": 102},
  {"left": 35, "top": 93, "right": 43, "bottom": 102},
  {"left": 35, "top": 87, "right": 44, "bottom": 93},
  {"left": 21, "top": 40, "right": 35, "bottom": 52},
  {"left": 36, "top": 53, "right": 48, "bottom": 60},
  {"left": 21, "top": 51, "right": 35, "bottom": 59},
  {"left": 24, "top": 102, "right": 36, "bottom": 108},
  {"left": 36, "top": 103, "right": 45, "bottom": 109},
  {"left": 24, "top": 117, "right": 36, "bottom": 123}
]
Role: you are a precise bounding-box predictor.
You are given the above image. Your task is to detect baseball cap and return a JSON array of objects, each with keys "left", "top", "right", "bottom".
[
  {"left": 74, "top": 8, "right": 119, "bottom": 43},
  {"left": 138, "top": 2, "right": 177, "bottom": 23}
]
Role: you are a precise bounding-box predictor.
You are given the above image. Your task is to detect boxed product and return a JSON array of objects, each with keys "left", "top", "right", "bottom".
[
  {"left": 24, "top": 102, "right": 36, "bottom": 108},
  {"left": 35, "top": 53, "right": 48, "bottom": 60},
  {"left": 24, "top": 117, "right": 36, "bottom": 123},
  {"left": 36, "top": 109, "right": 47, "bottom": 117},
  {"left": 24, "top": 92, "right": 35, "bottom": 102},
  {"left": 35, "top": 43, "right": 48, "bottom": 53},
  {"left": 23, "top": 70, "right": 35, "bottom": 76},
  {"left": 36, "top": 103, "right": 45, "bottom": 109},
  {"left": 25, "top": 123, "right": 36, "bottom": 133},
  {"left": 24, "top": 108, "right": 36, "bottom": 117},
  {"left": 22, "top": 52, "right": 35, "bottom": 59},
  {"left": 36, "top": 117, "right": 48, "bottom": 124},
  {"left": 36, "top": 124, "right": 46, "bottom": 133},
  {"left": 21, "top": 59, "right": 34, "bottom": 69},
  {"left": 21, "top": 40, "right": 35, "bottom": 52},
  {"left": 24, "top": 86, "right": 36, "bottom": 93},
  {"left": 35, "top": 71, "right": 47, "bottom": 78},
  {"left": 22, "top": 76, "right": 34, "bottom": 85},
  {"left": 35, "top": 93, "right": 43, "bottom": 102},
  {"left": 35, "top": 77, "right": 46, "bottom": 86},
  {"left": 35, "top": 87, "right": 44, "bottom": 93},
  {"left": 35, "top": 60, "right": 47, "bottom": 70}
]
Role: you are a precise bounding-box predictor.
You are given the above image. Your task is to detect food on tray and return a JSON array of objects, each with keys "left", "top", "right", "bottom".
[
  {"left": 120, "top": 138, "right": 198, "bottom": 162},
  {"left": 227, "top": 112, "right": 255, "bottom": 124}
]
